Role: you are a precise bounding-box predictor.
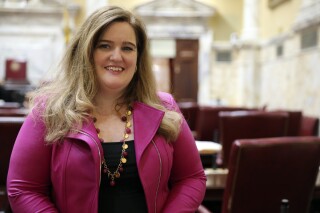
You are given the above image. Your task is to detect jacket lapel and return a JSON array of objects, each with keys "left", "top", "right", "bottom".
[
  {"left": 133, "top": 102, "right": 165, "bottom": 163},
  {"left": 66, "top": 120, "right": 99, "bottom": 142},
  {"left": 65, "top": 120, "right": 104, "bottom": 183}
]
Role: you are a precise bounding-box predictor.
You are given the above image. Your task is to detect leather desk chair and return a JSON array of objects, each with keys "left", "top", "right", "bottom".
[
  {"left": 222, "top": 137, "right": 320, "bottom": 213},
  {"left": 271, "top": 110, "right": 302, "bottom": 136},
  {"left": 195, "top": 106, "right": 250, "bottom": 142},
  {"left": 0, "top": 116, "right": 25, "bottom": 212},
  {"left": 218, "top": 111, "right": 289, "bottom": 168},
  {"left": 299, "top": 115, "right": 319, "bottom": 136},
  {"left": 178, "top": 101, "right": 199, "bottom": 132},
  {"left": 194, "top": 106, "right": 252, "bottom": 168}
]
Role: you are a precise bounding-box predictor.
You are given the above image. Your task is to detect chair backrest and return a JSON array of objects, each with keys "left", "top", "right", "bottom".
[
  {"left": 178, "top": 101, "right": 199, "bottom": 131},
  {"left": 222, "top": 136, "right": 320, "bottom": 213},
  {"left": 219, "top": 111, "right": 289, "bottom": 168},
  {"left": 299, "top": 115, "right": 319, "bottom": 136},
  {"left": 5, "top": 59, "right": 28, "bottom": 83},
  {"left": 271, "top": 110, "right": 302, "bottom": 136},
  {"left": 0, "top": 117, "right": 25, "bottom": 186},
  {"left": 195, "top": 106, "right": 250, "bottom": 142}
]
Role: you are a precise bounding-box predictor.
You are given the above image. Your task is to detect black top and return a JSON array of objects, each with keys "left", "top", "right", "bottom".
[{"left": 98, "top": 140, "right": 148, "bottom": 213}]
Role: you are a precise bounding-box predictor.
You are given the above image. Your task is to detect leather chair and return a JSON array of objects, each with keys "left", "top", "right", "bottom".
[
  {"left": 271, "top": 110, "right": 302, "bottom": 136},
  {"left": 178, "top": 101, "right": 199, "bottom": 132},
  {"left": 299, "top": 115, "right": 319, "bottom": 136},
  {"left": 222, "top": 136, "right": 320, "bottom": 213},
  {"left": 0, "top": 116, "right": 25, "bottom": 213},
  {"left": 218, "top": 111, "right": 289, "bottom": 168},
  {"left": 194, "top": 106, "right": 253, "bottom": 169},
  {"left": 285, "top": 110, "right": 302, "bottom": 136},
  {"left": 195, "top": 106, "right": 250, "bottom": 142}
]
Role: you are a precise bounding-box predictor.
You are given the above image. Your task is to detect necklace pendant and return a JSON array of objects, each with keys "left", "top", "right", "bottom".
[
  {"left": 121, "top": 157, "right": 127, "bottom": 163},
  {"left": 115, "top": 172, "right": 120, "bottom": 178},
  {"left": 121, "top": 115, "right": 127, "bottom": 122},
  {"left": 126, "top": 121, "right": 131, "bottom": 128},
  {"left": 122, "top": 143, "right": 128, "bottom": 149},
  {"left": 110, "top": 180, "right": 116, "bottom": 187},
  {"left": 125, "top": 127, "right": 131, "bottom": 134}
]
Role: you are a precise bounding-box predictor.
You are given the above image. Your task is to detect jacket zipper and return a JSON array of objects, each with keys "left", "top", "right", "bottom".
[
  {"left": 151, "top": 139, "right": 162, "bottom": 213},
  {"left": 74, "top": 129, "right": 102, "bottom": 186}
]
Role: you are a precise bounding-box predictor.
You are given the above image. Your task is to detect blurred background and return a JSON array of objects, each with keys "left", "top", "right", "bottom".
[
  {"left": 0, "top": 0, "right": 319, "bottom": 121},
  {"left": 1, "top": 1, "right": 320, "bottom": 212}
]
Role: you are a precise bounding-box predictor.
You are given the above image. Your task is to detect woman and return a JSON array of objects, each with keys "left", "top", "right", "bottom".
[{"left": 7, "top": 6, "right": 206, "bottom": 213}]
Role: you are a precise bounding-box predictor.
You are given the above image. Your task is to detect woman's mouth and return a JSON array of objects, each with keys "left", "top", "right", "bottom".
[{"left": 105, "top": 66, "right": 124, "bottom": 72}]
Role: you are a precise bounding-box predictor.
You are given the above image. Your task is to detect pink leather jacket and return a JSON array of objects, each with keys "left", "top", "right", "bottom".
[{"left": 7, "top": 92, "right": 206, "bottom": 213}]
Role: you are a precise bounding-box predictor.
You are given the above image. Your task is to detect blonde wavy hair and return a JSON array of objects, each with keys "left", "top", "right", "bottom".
[{"left": 30, "top": 6, "right": 182, "bottom": 144}]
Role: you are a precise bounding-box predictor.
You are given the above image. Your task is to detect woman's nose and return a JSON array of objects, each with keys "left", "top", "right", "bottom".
[{"left": 109, "top": 48, "right": 122, "bottom": 61}]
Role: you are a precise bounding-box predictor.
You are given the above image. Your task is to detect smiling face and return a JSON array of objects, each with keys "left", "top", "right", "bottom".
[{"left": 93, "top": 21, "right": 138, "bottom": 97}]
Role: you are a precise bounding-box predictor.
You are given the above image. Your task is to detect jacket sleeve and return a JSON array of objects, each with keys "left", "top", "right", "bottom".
[
  {"left": 160, "top": 93, "right": 207, "bottom": 213},
  {"left": 6, "top": 110, "right": 58, "bottom": 213}
]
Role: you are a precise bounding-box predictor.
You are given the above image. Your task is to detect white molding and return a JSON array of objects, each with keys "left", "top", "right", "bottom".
[
  {"left": 134, "top": 0, "right": 215, "bottom": 18},
  {"left": 293, "top": 0, "right": 320, "bottom": 31}
]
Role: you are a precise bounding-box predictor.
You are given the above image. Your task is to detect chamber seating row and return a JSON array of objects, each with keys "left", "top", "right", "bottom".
[
  {"left": 197, "top": 136, "right": 320, "bottom": 213},
  {"left": 178, "top": 102, "right": 319, "bottom": 141},
  {"left": 178, "top": 102, "right": 319, "bottom": 169},
  {"left": 179, "top": 103, "right": 320, "bottom": 212}
]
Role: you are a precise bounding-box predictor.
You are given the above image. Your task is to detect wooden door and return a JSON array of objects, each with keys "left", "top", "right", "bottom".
[{"left": 172, "top": 39, "right": 199, "bottom": 102}]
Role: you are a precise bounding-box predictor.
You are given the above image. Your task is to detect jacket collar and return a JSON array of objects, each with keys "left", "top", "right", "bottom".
[
  {"left": 132, "top": 102, "right": 165, "bottom": 162},
  {"left": 66, "top": 101, "right": 165, "bottom": 160}
]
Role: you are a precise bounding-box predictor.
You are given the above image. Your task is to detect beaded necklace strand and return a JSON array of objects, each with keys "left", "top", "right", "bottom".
[{"left": 93, "top": 105, "right": 133, "bottom": 186}]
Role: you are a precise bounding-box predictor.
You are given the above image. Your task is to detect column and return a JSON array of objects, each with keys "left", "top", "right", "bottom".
[{"left": 241, "top": 0, "right": 259, "bottom": 41}]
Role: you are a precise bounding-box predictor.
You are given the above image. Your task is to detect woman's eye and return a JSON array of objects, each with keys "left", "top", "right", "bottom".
[
  {"left": 122, "top": 46, "right": 134, "bottom": 51},
  {"left": 98, "top": 44, "right": 110, "bottom": 49}
]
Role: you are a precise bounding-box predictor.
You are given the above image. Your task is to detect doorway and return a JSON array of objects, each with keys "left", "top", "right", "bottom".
[
  {"left": 171, "top": 39, "right": 199, "bottom": 102},
  {"left": 151, "top": 39, "right": 199, "bottom": 102}
]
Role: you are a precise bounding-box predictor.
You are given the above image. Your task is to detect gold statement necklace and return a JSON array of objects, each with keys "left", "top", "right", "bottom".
[{"left": 93, "top": 105, "right": 133, "bottom": 186}]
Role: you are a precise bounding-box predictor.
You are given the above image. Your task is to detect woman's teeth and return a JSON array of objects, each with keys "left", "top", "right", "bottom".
[{"left": 105, "top": 66, "right": 124, "bottom": 72}]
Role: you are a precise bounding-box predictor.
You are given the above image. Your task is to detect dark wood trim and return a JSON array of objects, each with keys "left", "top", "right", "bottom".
[{"left": 268, "top": 0, "right": 290, "bottom": 9}]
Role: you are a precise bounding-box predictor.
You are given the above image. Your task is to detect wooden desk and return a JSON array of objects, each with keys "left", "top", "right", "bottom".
[
  {"left": 196, "top": 141, "right": 222, "bottom": 155},
  {"left": 0, "top": 108, "right": 29, "bottom": 117},
  {"left": 204, "top": 169, "right": 227, "bottom": 202},
  {"left": 196, "top": 141, "right": 221, "bottom": 168}
]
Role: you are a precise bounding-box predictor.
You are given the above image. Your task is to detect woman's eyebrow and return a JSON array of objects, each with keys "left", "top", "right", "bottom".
[
  {"left": 98, "top": 40, "right": 136, "bottom": 49},
  {"left": 98, "top": 39, "right": 113, "bottom": 43}
]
